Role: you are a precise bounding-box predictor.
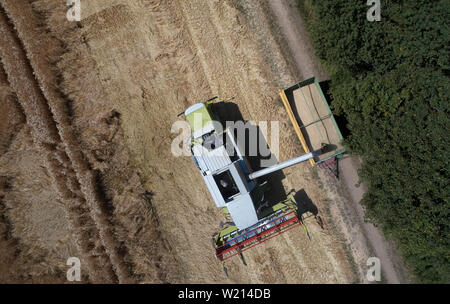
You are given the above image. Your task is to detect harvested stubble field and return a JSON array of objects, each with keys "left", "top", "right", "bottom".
[{"left": 0, "top": 0, "right": 361, "bottom": 283}]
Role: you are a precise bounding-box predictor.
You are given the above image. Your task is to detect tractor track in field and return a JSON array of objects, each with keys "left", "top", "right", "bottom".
[{"left": 0, "top": 1, "right": 125, "bottom": 283}]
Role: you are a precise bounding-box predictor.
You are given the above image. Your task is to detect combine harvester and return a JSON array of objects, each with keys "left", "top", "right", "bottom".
[{"left": 180, "top": 77, "right": 345, "bottom": 275}]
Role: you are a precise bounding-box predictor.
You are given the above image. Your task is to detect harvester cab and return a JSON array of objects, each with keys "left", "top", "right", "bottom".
[{"left": 182, "top": 98, "right": 321, "bottom": 268}]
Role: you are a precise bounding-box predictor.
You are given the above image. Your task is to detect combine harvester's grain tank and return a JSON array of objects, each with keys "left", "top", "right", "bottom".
[{"left": 180, "top": 96, "right": 322, "bottom": 270}]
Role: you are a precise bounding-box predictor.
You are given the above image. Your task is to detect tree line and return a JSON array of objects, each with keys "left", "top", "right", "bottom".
[{"left": 300, "top": 0, "right": 449, "bottom": 283}]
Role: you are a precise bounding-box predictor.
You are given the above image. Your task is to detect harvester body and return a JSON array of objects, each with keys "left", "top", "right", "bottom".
[
  {"left": 186, "top": 102, "right": 260, "bottom": 230},
  {"left": 185, "top": 100, "right": 316, "bottom": 261}
]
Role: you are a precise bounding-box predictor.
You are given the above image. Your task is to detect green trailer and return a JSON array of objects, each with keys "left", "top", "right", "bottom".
[{"left": 280, "top": 77, "right": 346, "bottom": 176}]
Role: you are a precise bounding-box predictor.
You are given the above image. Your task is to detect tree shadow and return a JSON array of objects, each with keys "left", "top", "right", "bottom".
[{"left": 319, "top": 80, "right": 350, "bottom": 139}]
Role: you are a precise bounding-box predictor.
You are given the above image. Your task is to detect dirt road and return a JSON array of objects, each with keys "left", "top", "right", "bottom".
[
  {"left": 266, "top": 0, "right": 327, "bottom": 82},
  {"left": 267, "top": 0, "right": 407, "bottom": 283}
]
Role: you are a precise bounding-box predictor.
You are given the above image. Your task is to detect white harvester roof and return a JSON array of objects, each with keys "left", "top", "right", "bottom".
[
  {"left": 192, "top": 128, "right": 259, "bottom": 230},
  {"left": 192, "top": 144, "right": 232, "bottom": 173}
]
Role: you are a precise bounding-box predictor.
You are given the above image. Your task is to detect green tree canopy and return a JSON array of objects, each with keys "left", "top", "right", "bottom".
[{"left": 304, "top": 0, "right": 449, "bottom": 282}]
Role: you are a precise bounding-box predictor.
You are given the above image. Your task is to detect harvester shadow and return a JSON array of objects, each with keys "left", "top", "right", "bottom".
[
  {"left": 213, "top": 101, "right": 287, "bottom": 206},
  {"left": 293, "top": 189, "right": 318, "bottom": 218}
]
